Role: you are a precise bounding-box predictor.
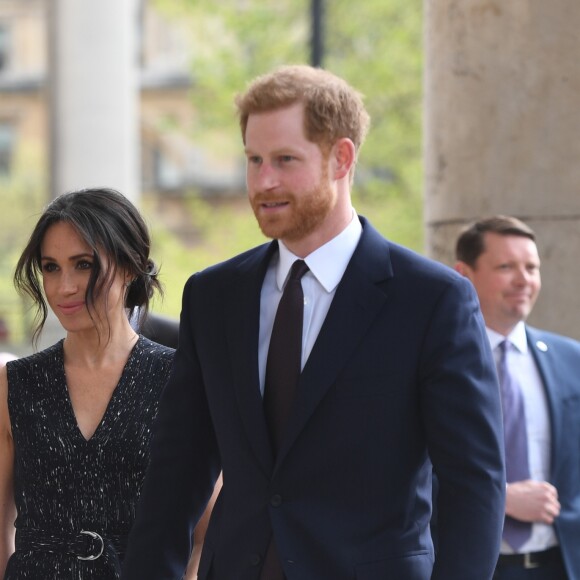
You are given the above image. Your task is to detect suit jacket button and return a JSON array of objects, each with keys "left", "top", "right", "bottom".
[
  {"left": 270, "top": 494, "right": 282, "bottom": 507},
  {"left": 249, "top": 553, "right": 261, "bottom": 567}
]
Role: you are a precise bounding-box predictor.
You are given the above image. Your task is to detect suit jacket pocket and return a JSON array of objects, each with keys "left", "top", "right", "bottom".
[{"left": 355, "top": 550, "right": 433, "bottom": 579}]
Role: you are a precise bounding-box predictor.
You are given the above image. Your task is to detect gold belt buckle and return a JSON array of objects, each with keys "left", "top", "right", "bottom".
[{"left": 523, "top": 552, "right": 540, "bottom": 569}]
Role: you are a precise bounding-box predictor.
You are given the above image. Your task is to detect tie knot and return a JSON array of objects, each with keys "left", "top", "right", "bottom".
[{"left": 289, "top": 260, "right": 309, "bottom": 281}]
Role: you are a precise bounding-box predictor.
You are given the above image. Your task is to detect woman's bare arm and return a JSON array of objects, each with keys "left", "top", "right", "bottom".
[
  {"left": 0, "top": 367, "right": 16, "bottom": 576},
  {"left": 183, "top": 473, "right": 223, "bottom": 579}
]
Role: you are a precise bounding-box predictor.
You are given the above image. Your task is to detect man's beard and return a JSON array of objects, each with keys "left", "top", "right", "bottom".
[{"left": 251, "top": 175, "right": 336, "bottom": 242}]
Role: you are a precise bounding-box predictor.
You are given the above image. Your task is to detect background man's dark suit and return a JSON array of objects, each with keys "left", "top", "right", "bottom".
[
  {"left": 526, "top": 326, "right": 580, "bottom": 578},
  {"left": 123, "top": 218, "right": 505, "bottom": 580},
  {"left": 141, "top": 312, "right": 179, "bottom": 349}
]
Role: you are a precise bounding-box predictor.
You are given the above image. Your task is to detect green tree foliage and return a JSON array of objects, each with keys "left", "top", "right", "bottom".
[
  {"left": 154, "top": 0, "right": 423, "bottom": 202},
  {"left": 146, "top": 0, "right": 424, "bottom": 318},
  {"left": 2, "top": 1, "right": 425, "bottom": 346},
  {"left": 326, "top": 2, "right": 423, "bottom": 201},
  {"left": 0, "top": 171, "right": 45, "bottom": 345}
]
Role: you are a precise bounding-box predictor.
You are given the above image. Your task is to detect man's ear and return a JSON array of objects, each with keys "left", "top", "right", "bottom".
[
  {"left": 455, "top": 261, "right": 470, "bottom": 277},
  {"left": 331, "top": 138, "right": 356, "bottom": 180}
]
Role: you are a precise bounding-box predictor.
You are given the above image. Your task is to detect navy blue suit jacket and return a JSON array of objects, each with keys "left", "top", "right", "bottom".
[
  {"left": 122, "top": 218, "right": 505, "bottom": 580},
  {"left": 526, "top": 326, "right": 580, "bottom": 579}
]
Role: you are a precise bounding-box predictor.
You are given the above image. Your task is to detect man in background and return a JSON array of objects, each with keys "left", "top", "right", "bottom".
[
  {"left": 140, "top": 312, "right": 179, "bottom": 349},
  {"left": 455, "top": 215, "right": 580, "bottom": 579}
]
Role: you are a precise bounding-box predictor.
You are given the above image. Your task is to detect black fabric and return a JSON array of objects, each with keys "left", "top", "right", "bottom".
[
  {"left": 263, "top": 259, "right": 309, "bottom": 455},
  {"left": 494, "top": 547, "right": 567, "bottom": 579},
  {"left": 496, "top": 547, "right": 563, "bottom": 569},
  {"left": 261, "top": 259, "right": 309, "bottom": 580},
  {"left": 5, "top": 337, "right": 174, "bottom": 580},
  {"left": 140, "top": 312, "right": 179, "bottom": 349}
]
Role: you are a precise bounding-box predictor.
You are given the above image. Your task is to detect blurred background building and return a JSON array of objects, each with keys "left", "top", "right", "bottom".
[
  {"left": 0, "top": 0, "right": 246, "bottom": 353},
  {"left": 0, "top": 0, "right": 243, "bottom": 201},
  {"left": 5, "top": 1, "right": 579, "bottom": 351}
]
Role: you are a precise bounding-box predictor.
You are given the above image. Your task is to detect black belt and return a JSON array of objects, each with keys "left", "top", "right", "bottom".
[
  {"left": 15, "top": 527, "right": 126, "bottom": 568},
  {"left": 497, "top": 546, "right": 562, "bottom": 569}
]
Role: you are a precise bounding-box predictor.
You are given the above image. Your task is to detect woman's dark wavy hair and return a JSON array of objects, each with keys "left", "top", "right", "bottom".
[{"left": 14, "top": 187, "right": 162, "bottom": 346}]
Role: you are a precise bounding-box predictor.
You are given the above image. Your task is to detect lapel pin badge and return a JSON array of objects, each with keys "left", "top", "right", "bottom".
[{"left": 536, "top": 340, "right": 548, "bottom": 352}]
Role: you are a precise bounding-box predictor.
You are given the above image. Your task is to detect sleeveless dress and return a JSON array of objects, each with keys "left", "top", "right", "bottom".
[{"left": 4, "top": 336, "right": 174, "bottom": 580}]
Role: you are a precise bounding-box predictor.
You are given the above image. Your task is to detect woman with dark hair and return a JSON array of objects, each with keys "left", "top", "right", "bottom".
[{"left": 0, "top": 188, "right": 175, "bottom": 579}]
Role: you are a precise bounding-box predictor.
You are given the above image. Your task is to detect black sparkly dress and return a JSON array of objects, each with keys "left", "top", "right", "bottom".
[{"left": 5, "top": 337, "right": 174, "bottom": 580}]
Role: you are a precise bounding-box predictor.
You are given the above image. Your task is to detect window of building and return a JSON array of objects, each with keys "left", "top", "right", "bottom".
[
  {"left": 153, "top": 146, "right": 182, "bottom": 190},
  {"left": 0, "top": 123, "right": 15, "bottom": 175},
  {"left": 0, "top": 24, "right": 10, "bottom": 72}
]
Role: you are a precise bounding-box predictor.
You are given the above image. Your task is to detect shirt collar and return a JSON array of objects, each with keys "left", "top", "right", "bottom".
[
  {"left": 486, "top": 321, "right": 528, "bottom": 354},
  {"left": 275, "top": 211, "right": 362, "bottom": 292}
]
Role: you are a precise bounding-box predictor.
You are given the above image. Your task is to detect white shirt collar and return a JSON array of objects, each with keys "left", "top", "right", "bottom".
[
  {"left": 486, "top": 321, "right": 528, "bottom": 354},
  {"left": 275, "top": 211, "right": 362, "bottom": 292}
]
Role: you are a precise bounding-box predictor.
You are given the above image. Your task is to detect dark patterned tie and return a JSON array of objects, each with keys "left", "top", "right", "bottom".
[
  {"left": 497, "top": 340, "right": 532, "bottom": 550},
  {"left": 261, "top": 259, "right": 309, "bottom": 580}
]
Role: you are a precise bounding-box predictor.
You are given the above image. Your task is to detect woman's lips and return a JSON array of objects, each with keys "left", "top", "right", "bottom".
[{"left": 57, "top": 301, "right": 85, "bottom": 315}]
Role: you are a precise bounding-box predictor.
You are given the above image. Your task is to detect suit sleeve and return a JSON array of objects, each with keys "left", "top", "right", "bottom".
[
  {"left": 422, "top": 276, "right": 505, "bottom": 580},
  {"left": 123, "top": 275, "right": 221, "bottom": 579}
]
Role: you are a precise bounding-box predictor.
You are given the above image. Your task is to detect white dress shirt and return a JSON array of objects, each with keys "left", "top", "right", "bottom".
[
  {"left": 487, "top": 322, "right": 558, "bottom": 553},
  {"left": 258, "top": 212, "right": 362, "bottom": 395}
]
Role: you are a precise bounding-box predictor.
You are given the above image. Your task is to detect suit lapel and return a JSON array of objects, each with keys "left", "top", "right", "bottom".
[
  {"left": 225, "top": 243, "right": 277, "bottom": 476},
  {"left": 526, "top": 327, "right": 562, "bottom": 480},
  {"left": 225, "top": 224, "right": 395, "bottom": 477},
  {"left": 275, "top": 222, "right": 394, "bottom": 470}
]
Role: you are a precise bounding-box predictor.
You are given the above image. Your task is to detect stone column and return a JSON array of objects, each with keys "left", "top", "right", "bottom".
[
  {"left": 48, "top": 0, "right": 140, "bottom": 201},
  {"left": 42, "top": 0, "right": 140, "bottom": 351},
  {"left": 424, "top": 0, "right": 580, "bottom": 339}
]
